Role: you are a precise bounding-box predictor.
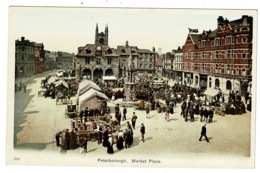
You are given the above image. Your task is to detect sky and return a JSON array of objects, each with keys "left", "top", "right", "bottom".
[{"left": 11, "top": 7, "right": 256, "bottom": 54}]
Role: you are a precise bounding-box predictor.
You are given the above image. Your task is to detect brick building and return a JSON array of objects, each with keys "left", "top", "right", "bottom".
[
  {"left": 182, "top": 15, "right": 253, "bottom": 95},
  {"left": 34, "top": 42, "right": 45, "bottom": 74}
]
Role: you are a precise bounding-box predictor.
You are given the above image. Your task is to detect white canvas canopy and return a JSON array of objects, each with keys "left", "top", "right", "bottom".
[
  {"left": 54, "top": 79, "right": 69, "bottom": 88},
  {"left": 78, "top": 79, "right": 101, "bottom": 95},
  {"left": 204, "top": 88, "right": 220, "bottom": 101},
  {"left": 102, "top": 76, "right": 117, "bottom": 81},
  {"left": 78, "top": 88, "right": 109, "bottom": 111}
]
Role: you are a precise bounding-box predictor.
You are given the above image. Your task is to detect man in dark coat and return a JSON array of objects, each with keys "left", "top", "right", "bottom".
[
  {"left": 122, "top": 106, "right": 127, "bottom": 121},
  {"left": 79, "top": 109, "right": 84, "bottom": 123},
  {"left": 199, "top": 124, "right": 209, "bottom": 142},
  {"left": 124, "top": 129, "right": 131, "bottom": 149},
  {"left": 115, "top": 103, "right": 120, "bottom": 117},
  {"left": 65, "top": 129, "right": 70, "bottom": 149},
  {"left": 55, "top": 131, "right": 62, "bottom": 146},
  {"left": 82, "top": 136, "right": 88, "bottom": 153}
]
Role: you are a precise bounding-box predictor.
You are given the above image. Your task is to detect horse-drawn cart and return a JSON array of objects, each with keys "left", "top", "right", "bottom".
[{"left": 38, "top": 88, "right": 46, "bottom": 97}]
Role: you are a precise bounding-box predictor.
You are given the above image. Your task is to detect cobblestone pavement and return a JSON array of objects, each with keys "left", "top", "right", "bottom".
[{"left": 12, "top": 74, "right": 253, "bottom": 168}]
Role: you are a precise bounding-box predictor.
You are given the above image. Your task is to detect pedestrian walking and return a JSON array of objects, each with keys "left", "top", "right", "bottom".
[
  {"left": 199, "top": 124, "right": 209, "bottom": 143},
  {"left": 140, "top": 123, "right": 145, "bottom": 142},
  {"left": 82, "top": 136, "right": 88, "bottom": 153},
  {"left": 131, "top": 112, "right": 138, "bottom": 129},
  {"left": 122, "top": 105, "right": 127, "bottom": 121}
]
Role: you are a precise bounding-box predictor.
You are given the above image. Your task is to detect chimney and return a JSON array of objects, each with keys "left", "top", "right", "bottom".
[
  {"left": 21, "top": 36, "right": 25, "bottom": 41},
  {"left": 242, "top": 15, "right": 248, "bottom": 25}
]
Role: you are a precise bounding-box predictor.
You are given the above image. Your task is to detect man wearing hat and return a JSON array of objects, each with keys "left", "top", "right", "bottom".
[
  {"left": 122, "top": 105, "right": 127, "bottom": 121},
  {"left": 199, "top": 124, "right": 209, "bottom": 143}
]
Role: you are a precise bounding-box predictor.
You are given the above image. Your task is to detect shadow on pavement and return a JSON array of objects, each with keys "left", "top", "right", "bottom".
[
  {"left": 131, "top": 136, "right": 141, "bottom": 147},
  {"left": 169, "top": 118, "right": 178, "bottom": 121},
  {"left": 145, "top": 136, "right": 153, "bottom": 141},
  {"left": 23, "top": 111, "right": 40, "bottom": 115},
  {"left": 87, "top": 148, "right": 98, "bottom": 153},
  {"left": 14, "top": 89, "right": 34, "bottom": 147},
  {"left": 14, "top": 141, "right": 54, "bottom": 150}
]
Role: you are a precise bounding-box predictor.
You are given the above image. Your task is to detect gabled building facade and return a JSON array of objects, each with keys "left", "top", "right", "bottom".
[
  {"left": 76, "top": 44, "right": 119, "bottom": 80},
  {"left": 182, "top": 15, "right": 253, "bottom": 95},
  {"left": 76, "top": 25, "right": 119, "bottom": 80},
  {"left": 34, "top": 42, "right": 45, "bottom": 74},
  {"left": 117, "top": 41, "right": 156, "bottom": 77}
]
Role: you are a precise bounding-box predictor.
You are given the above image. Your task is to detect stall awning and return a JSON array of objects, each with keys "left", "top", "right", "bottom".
[
  {"left": 102, "top": 76, "right": 117, "bottom": 81},
  {"left": 78, "top": 79, "right": 101, "bottom": 95},
  {"left": 78, "top": 88, "right": 109, "bottom": 108},
  {"left": 204, "top": 88, "right": 220, "bottom": 97}
]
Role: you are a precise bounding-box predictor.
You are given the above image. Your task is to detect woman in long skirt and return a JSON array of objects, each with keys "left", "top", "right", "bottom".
[
  {"left": 116, "top": 130, "right": 124, "bottom": 150},
  {"left": 107, "top": 135, "right": 114, "bottom": 154}
]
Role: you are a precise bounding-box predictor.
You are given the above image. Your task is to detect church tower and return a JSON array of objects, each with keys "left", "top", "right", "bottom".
[{"left": 95, "top": 23, "right": 108, "bottom": 45}]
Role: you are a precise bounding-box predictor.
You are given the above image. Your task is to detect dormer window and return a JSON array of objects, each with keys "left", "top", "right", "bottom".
[
  {"left": 214, "top": 38, "right": 221, "bottom": 46},
  {"left": 107, "top": 49, "right": 112, "bottom": 54},
  {"left": 85, "top": 49, "right": 91, "bottom": 54},
  {"left": 201, "top": 40, "right": 206, "bottom": 47},
  {"left": 121, "top": 49, "right": 125, "bottom": 53}
]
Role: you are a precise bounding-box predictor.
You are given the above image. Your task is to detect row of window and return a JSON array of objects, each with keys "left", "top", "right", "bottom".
[
  {"left": 16, "top": 54, "right": 35, "bottom": 62},
  {"left": 16, "top": 46, "right": 34, "bottom": 53},
  {"left": 200, "top": 36, "right": 248, "bottom": 48},
  {"left": 186, "top": 50, "right": 249, "bottom": 59},
  {"left": 139, "top": 58, "right": 153, "bottom": 62},
  {"left": 174, "top": 56, "right": 182, "bottom": 62},
  {"left": 18, "top": 66, "right": 34, "bottom": 74},
  {"left": 85, "top": 57, "right": 112, "bottom": 65},
  {"left": 139, "top": 64, "right": 153, "bottom": 69},
  {"left": 185, "top": 63, "right": 248, "bottom": 75}
]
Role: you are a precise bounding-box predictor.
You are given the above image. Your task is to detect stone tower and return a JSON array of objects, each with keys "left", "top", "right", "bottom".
[{"left": 95, "top": 23, "right": 108, "bottom": 45}]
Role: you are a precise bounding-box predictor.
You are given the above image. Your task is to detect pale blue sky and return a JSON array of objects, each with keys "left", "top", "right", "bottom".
[{"left": 12, "top": 7, "right": 255, "bottom": 54}]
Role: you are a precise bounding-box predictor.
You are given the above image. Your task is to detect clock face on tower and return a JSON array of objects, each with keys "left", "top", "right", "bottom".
[{"left": 97, "top": 46, "right": 101, "bottom": 50}]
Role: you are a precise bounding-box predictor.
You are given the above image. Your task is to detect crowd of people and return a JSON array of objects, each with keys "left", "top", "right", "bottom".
[{"left": 55, "top": 75, "right": 252, "bottom": 154}]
